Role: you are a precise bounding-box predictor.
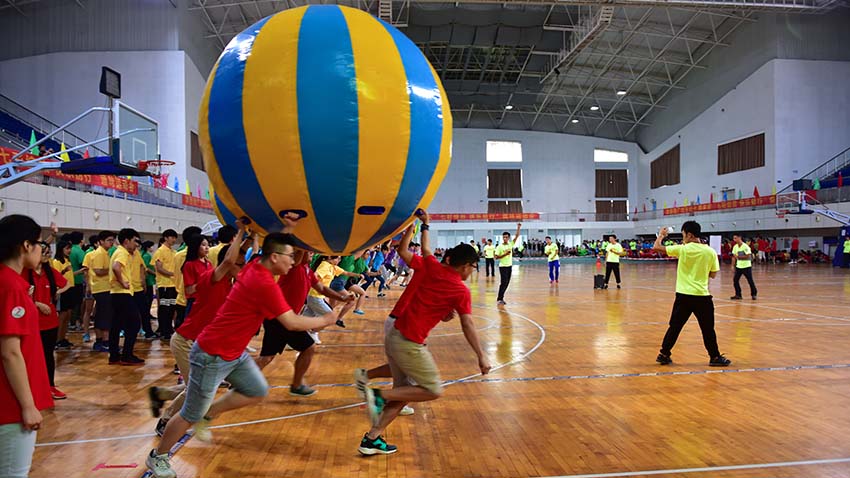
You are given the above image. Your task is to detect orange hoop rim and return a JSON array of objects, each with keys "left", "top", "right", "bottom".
[{"left": 138, "top": 159, "right": 175, "bottom": 177}]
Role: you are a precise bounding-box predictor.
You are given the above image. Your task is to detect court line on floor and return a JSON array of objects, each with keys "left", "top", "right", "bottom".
[{"left": 535, "top": 456, "right": 850, "bottom": 478}]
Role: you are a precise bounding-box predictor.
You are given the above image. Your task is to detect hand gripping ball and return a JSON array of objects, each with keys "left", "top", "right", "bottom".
[{"left": 199, "top": 5, "right": 452, "bottom": 254}]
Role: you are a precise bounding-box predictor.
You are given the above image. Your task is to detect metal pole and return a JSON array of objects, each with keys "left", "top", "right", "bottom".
[{"left": 9, "top": 107, "right": 111, "bottom": 162}]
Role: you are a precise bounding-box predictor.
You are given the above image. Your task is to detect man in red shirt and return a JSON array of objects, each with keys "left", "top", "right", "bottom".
[
  {"left": 757, "top": 237, "right": 768, "bottom": 264},
  {"left": 256, "top": 250, "right": 353, "bottom": 397},
  {"left": 355, "top": 210, "right": 491, "bottom": 455},
  {"left": 791, "top": 236, "right": 800, "bottom": 264},
  {"left": 146, "top": 227, "right": 339, "bottom": 478}
]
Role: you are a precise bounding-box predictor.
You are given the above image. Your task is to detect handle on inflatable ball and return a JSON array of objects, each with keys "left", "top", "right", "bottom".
[{"left": 277, "top": 209, "right": 309, "bottom": 220}]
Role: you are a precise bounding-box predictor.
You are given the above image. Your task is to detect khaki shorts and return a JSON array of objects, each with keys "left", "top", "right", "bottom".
[
  {"left": 385, "top": 326, "right": 442, "bottom": 395},
  {"left": 170, "top": 332, "right": 193, "bottom": 377}
]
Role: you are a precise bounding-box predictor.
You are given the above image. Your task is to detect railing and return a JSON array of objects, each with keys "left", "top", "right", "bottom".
[
  {"left": 778, "top": 145, "right": 850, "bottom": 194},
  {"left": 0, "top": 94, "right": 108, "bottom": 157}
]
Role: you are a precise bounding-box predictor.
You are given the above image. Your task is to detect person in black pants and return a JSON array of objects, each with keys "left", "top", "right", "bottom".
[
  {"left": 652, "top": 222, "right": 731, "bottom": 367},
  {"left": 495, "top": 223, "right": 522, "bottom": 305},
  {"left": 108, "top": 228, "right": 144, "bottom": 365},
  {"left": 484, "top": 239, "right": 495, "bottom": 277},
  {"left": 730, "top": 234, "right": 757, "bottom": 300}
]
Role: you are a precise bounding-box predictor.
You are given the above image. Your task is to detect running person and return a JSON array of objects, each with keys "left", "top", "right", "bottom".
[
  {"left": 603, "top": 235, "right": 627, "bottom": 289},
  {"left": 730, "top": 234, "right": 757, "bottom": 300},
  {"left": 653, "top": 223, "right": 731, "bottom": 367},
  {"left": 494, "top": 223, "right": 522, "bottom": 305},
  {"left": 544, "top": 236, "right": 559, "bottom": 283}
]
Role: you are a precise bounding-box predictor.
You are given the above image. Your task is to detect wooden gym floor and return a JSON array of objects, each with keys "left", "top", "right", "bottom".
[{"left": 31, "top": 260, "right": 850, "bottom": 478}]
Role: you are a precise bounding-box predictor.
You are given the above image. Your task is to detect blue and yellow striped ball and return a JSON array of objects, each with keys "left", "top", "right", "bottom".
[{"left": 199, "top": 5, "right": 452, "bottom": 254}]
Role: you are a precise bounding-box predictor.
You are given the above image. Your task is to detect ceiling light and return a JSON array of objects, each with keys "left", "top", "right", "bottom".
[
  {"left": 570, "top": 119, "right": 579, "bottom": 124},
  {"left": 590, "top": 105, "right": 599, "bottom": 111},
  {"left": 505, "top": 105, "right": 513, "bottom": 110},
  {"left": 616, "top": 90, "right": 627, "bottom": 96}
]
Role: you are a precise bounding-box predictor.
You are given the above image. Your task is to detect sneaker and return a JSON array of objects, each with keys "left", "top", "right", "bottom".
[
  {"left": 51, "top": 386, "right": 67, "bottom": 400},
  {"left": 616, "top": 284, "right": 621, "bottom": 289},
  {"left": 149, "top": 387, "right": 164, "bottom": 418},
  {"left": 358, "top": 433, "right": 398, "bottom": 456},
  {"left": 146, "top": 449, "right": 176, "bottom": 478},
  {"left": 119, "top": 331, "right": 124, "bottom": 338},
  {"left": 308, "top": 330, "right": 321, "bottom": 344},
  {"left": 363, "top": 388, "right": 385, "bottom": 427},
  {"left": 385, "top": 285, "right": 391, "bottom": 290},
  {"left": 172, "top": 364, "right": 180, "bottom": 375},
  {"left": 82, "top": 333, "right": 91, "bottom": 343},
  {"left": 289, "top": 384, "right": 316, "bottom": 397},
  {"left": 656, "top": 353, "right": 672, "bottom": 365},
  {"left": 144, "top": 333, "right": 159, "bottom": 340},
  {"left": 709, "top": 355, "right": 732, "bottom": 367},
  {"left": 399, "top": 405, "right": 414, "bottom": 416},
  {"left": 730, "top": 296, "right": 743, "bottom": 300},
  {"left": 353, "top": 309, "right": 365, "bottom": 315},
  {"left": 108, "top": 358, "right": 122, "bottom": 366},
  {"left": 93, "top": 342, "right": 110, "bottom": 353},
  {"left": 121, "top": 355, "right": 145, "bottom": 366},
  {"left": 160, "top": 335, "right": 172, "bottom": 342},
  {"left": 55, "top": 339, "right": 73, "bottom": 350},
  {"left": 353, "top": 368, "right": 369, "bottom": 394},
  {"left": 155, "top": 417, "right": 168, "bottom": 437},
  {"left": 497, "top": 300, "right": 506, "bottom": 305},
  {"left": 192, "top": 416, "right": 213, "bottom": 443},
  {"left": 377, "top": 292, "right": 386, "bottom": 298},
  {"left": 752, "top": 295, "right": 757, "bottom": 300},
  {"left": 336, "top": 319, "right": 346, "bottom": 328},
  {"left": 549, "top": 280, "right": 553, "bottom": 284},
  {"left": 602, "top": 284, "right": 609, "bottom": 290}
]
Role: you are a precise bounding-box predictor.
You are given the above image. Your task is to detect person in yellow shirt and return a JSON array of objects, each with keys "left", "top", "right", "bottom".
[
  {"left": 108, "top": 228, "right": 144, "bottom": 365},
  {"left": 653, "top": 222, "right": 730, "bottom": 367},
  {"left": 208, "top": 225, "right": 237, "bottom": 268},
  {"left": 602, "top": 235, "right": 627, "bottom": 289},
  {"left": 483, "top": 239, "right": 495, "bottom": 277},
  {"left": 543, "top": 236, "right": 560, "bottom": 283},
  {"left": 730, "top": 234, "right": 757, "bottom": 300},
  {"left": 494, "top": 223, "right": 522, "bottom": 305},
  {"left": 306, "top": 256, "right": 360, "bottom": 329},
  {"left": 88, "top": 231, "right": 115, "bottom": 352},
  {"left": 152, "top": 229, "right": 179, "bottom": 340}
]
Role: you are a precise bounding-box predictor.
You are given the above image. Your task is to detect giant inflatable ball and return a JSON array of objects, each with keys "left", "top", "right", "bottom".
[{"left": 199, "top": 5, "right": 452, "bottom": 254}]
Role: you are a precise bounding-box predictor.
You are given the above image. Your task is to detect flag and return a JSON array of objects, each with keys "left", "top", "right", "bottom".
[
  {"left": 710, "top": 192, "right": 714, "bottom": 203},
  {"left": 173, "top": 177, "right": 179, "bottom": 191},
  {"left": 696, "top": 195, "right": 701, "bottom": 205},
  {"left": 642, "top": 203, "right": 647, "bottom": 212},
  {"left": 59, "top": 142, "right": 70, "bottom": 162},
  {"left": 205, "top": 186, "right": 210, "bottom": 199},
  {"left": 196, "top": 185, "right": 201, "bottom": 198},
  {"left": 29, "top": 131, "right": 38, "bottom": 155},
  {"left": 185, "top": 178, "right": 192, "bottom": 196},
  {"left": 753, "top": 186, "right": 760, "bottom": 198},
  {"left": 683, "top": 197, "right": 689, "bottom": 206},
  {"left": 83, "top": 148, "right": 90, "bottom": 159},
  {"left": 722, "top": 191, "right": 728, "bottom": 201},
  {"left": 738, "top": 190, "right": 743, "bottom": 199},
  {"left": 663, "top": 201, "right": 667, "bottom": 209},
  {"left": 673, "top": 200, "right": 677, "bottom": 207},
  {"left": 771, "top": 185, "right": 776, "bottom": 195},
  {"left": 839, "top": 172, "right": 843, "bottom": 188},
  {"left": 652, "top": 201, "right": 657, "bottom": 211},
  {"left": 813, "top": 178, "right": 821, "bottom": 190},
  {"left": 634, "top": 207, "right": 638, "bottom": 214}
]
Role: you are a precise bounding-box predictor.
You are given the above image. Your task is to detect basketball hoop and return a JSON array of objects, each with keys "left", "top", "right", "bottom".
[{"left": 138, "top": 159, "right": 174, "bottom": 178}]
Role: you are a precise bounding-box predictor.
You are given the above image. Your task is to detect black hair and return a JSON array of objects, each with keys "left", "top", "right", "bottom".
[
  {"left": 182, "top": 226, "right": 202, "bottom": 242},
  {"left": 98, "top": 230, "right": 115, "bottom": 242},
  {"left": 444, "top": 244, "right": 479, "bottom": 267},
  {"left": 183, "top": 234, "right": 209, "bottom": 268},
  {"left": 88, "top": 234, "right": 99, "bottom": 248},
  {"left": 117, "top": 228, "right": 139, "bottom": 245},
  {"left": 69, "top": 231, "right": 84, "bottom": 245},
  {"left": 487, "top": 239, "right": 493, "bottom": 243},
  {"left": 609, "top": 234, "right": 617, "bottom": 240},
  {"left": 681, "top": 221, "right": 701, "bottom": 237},
  {"left": 142, "top": 241, "right": 154, "bottom": 251},
  {"left": 217, "top": 225, "right": 238, "bottom": 244},
  {"left": 261, "top": 233, "right": 295, "bottom": 257},
  {"left": 54, "top": 240, "right": 71, "bottom": 262},
  {"left": 217, "top": 244, "right": 231, "bottom": 264},
  {"left": 0, "top": 214, "right": 42, "bottom": 263},
  {"left": 502, "top": 231, "right": 510, "bottom": 236},
  {"left": 158, "top": 237, "right": 165, "bottom": 245},
  {"left": 29, "top": 260, "right": 58, "bottom": 304},
  {"left": 162, "top": 229, "right": 178, "bottom": 239},
  {"left": 380, "top": 245, "right": 389, "bottom": 252}
]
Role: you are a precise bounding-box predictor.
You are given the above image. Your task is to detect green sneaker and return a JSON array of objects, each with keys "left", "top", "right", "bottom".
[
  {"left": 358, "top": 433, "right": 398, "bottom": 455},
  {"left": 363, "top": 388, "right": 385, "bottom": 426}
]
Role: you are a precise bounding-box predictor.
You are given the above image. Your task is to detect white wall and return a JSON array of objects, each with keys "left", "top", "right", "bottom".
[
  {"left": 432, "top": 128, "right": 642, "bottom": 214},
  {"left": 184, "top": 54, "right": 209, "bottom": 197}
]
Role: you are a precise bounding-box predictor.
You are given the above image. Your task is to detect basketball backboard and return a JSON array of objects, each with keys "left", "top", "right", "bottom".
[{"left": 112, "top": 101, "right": 159, "bottom": 172}]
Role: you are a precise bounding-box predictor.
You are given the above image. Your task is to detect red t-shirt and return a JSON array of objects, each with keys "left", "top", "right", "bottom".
[
  {"left": 757, "top": 239, "right": 768, "bottom": 251},
  {"left": 394, "top": 255, "right": 472, "bottom": 344},
  {"left": 176, "top": 269, "right": 233, "bottom": 341},
  {"left": 791, "top": 239, "right": 800, "bottom": 251},
  {"left": 182, "top": 259, "right": 211, "bottom": 299},
  {"left": 277, "top": 263, "right": 319, "bottom": 312},
  {"left": 23, "top": 266, "right": 67, "bottom": 330},
  {"left": 771, "top": 240, "right": 777, "bottom": 252},
  {"left": 390, "top": 257, "right": 425, "bottom": 318},
  {"left": 0, "top": 265, "right": 54, "bottom": 425},
  {"left": 196, "top": 262, "right": 292, "bottom": 361}
]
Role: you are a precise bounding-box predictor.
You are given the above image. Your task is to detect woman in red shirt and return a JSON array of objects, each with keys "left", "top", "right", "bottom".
[
  {"left": 0, "top": 215, "right": 54, "bottom": 478},
  {"left": 27, "top": 242, "right": 71, "bottom": 399},
  {"left": 180, "top": 234, "right": 211, "bottom": 315}
]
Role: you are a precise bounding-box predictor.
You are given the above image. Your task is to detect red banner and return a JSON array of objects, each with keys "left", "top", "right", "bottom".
[
  {"left": 182, "top": 195, "right": 213, "bottom": 210},
  {"left": 663, "top": 195, "right": 776, "bottom": 216},
  {"left": 431, "top": 212, "right": 540, "bottom": 221}
]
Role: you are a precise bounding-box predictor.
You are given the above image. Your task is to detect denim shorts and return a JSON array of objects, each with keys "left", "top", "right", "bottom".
[{"left": 179, "top": 342, "right": 269, "bottom": 423}]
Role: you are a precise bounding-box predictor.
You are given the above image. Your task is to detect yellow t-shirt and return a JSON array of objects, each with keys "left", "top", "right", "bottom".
[
  {"left": 544, "top": 243, "right": 559, "bottom": 262},
  {"left": 109, "top": 246, "right": 134, "bottom": 295},
  {"left": 174, "top": 249, "right": 188, "bottom": 306},
  {"left": 495, "top": 241, "right": 514, "bottom": 267},
  {"left": 87, "top": 247, "right": 111, "bottom": 294},
  {"left": 130, "top": 250, "right": 145, "bottom": 293},
  {"left": 309, "top": 261, "right": 344, "bottom": 299},
  {"left": 666, "top": 242, "right": 719, "bottom": 296},
  {"left": 732, "top": 243, "right": 752, "bottom": 269},
  {"left": 483, "top": 245, "right": 495, "bottom": 259},
  {"left": 606, "top": 243, "right": 624, "bottom": 263},
  {"left": 844, "top": 240, "right": 850, "bottom": 254},
  {"left": 52, "top": 258, "right": 74, "bottom": 285},
  {"left": 208, "top": 243, "right": 226, "bottom": 268},
  {"left": 152, "top": 245, "right": 176, "bottom": 288}
]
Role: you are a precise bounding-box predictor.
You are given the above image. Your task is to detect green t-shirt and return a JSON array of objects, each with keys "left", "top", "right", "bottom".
[
  {"left": 351, "top": 257, "right": 368, "bottom": 275},
  {"left": 483, "top": 245, "right": 495, "bottom": 259},
  {"left": 732, "top": 243, "right": 752, "bottom": 269},
  {"left": 844, "top": 240, "right": 850, "bottom": 254},
  {"left": 495, "top": 241, "right": 514, "bottom": 267},
  {"left": 666, "top": 242, "right": 719, "bottom": 296},
  {"left": 630, "top": 241, "right": 637, "bottom": 250},
  {"left": 606, "top": 243, "right": 624, "bottom": 263},
  {"left": 338, "top": 255, "right": 355, "bottom": 272},
  {"left": 142, "top": 251, "right": 156, "bottom": 287},
  {"left": 70, "top": 244, "right": 86, "bottom": 285},
  {"left": 544, "top": 243, "right": 559, "bottom": 262},
  {"left": 108, "top": 245, "right": 117, "bottom": 257}
]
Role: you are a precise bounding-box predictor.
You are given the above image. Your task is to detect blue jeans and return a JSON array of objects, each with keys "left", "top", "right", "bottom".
[
  {"left": 179, "top": 343, "right": 269, "bottom": 423},
  {"left": 362, "top": 272, "right": 386, "bottom": 292},
  {"left": 0, "top": 423, "right": 36, "bottom": 478},
  {"left": 548, "top": 260, "right": 560, "bottom": 281}
]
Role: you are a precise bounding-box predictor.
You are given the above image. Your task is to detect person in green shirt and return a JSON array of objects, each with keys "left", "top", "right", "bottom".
[
  {"left": 653, "top": 222, "right": 731, "bottom": 367},
  {"left": 629, "top": 240, "right": 637, "bottom": 257},
  {"left": 62, "top": 232, "right": 88, "bottom": 348},
  {"left": 140, "top": 241, "right": 158, "bottom": 338},
  {"left": 483, "top": 239, "right": 496, "bottom": 277},
  {"left": 730, "top": 234, "right": 757, "bottom": 300},
  {"left": 602, "top": 235, "right": 627, "bottom": 289},
  {"left": 544, "top": 236, "right": 560, "bottom": 283},
  {"left": 494, "top": 223, "right": 522, "bottom": 305}
]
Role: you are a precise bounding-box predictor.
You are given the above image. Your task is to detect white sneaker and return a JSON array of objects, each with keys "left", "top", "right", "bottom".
[
  {"left": 308, "top": 330, "right": 321, "bottom": 344},
  {"left": 399, "top": 405, "right": 415, "bottom": 416},
  {"left": 354, "top": 368, "right": 369, "bottom": 397},
  {"left": 146, "top": 450, "right": 176, "bottom": 478},
  {"left": 192, "top": 417, "right": 212, "bottom": 443}
]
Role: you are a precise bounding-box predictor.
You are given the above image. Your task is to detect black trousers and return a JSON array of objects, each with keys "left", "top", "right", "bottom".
[
  {"left": 485, "top": 258, "right": 495, "bottom": 276},
  {"left": 137, "top": 288, "right": 156, "bottom": 336},
  {"left": 604, "top": 262, "right": 621, "bottom": 285},
  {"left": 733, "top": 267, "right": 757, "bottom": 297},
  {"left": 157, "top": 287, "right": 177, "bottom": 338},
  {"left": 109, "top": 294, "right": 140, "bottom": 361},
  {"left": 660, "top": 293, "right": 720, "bottom": 358},
  {"left": 843, "top": 252, "right": 850, "bottom": 268},
  {"left": 40, "top": 327, "right": 57, "bottom": 386},
  {"left": 497, "top": 266, "right": 512, "bottom": 301}
]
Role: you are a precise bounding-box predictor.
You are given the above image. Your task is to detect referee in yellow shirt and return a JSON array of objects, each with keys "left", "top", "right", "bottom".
[{"left": 653, "top": 222, "right": 731, "bottom": 367}]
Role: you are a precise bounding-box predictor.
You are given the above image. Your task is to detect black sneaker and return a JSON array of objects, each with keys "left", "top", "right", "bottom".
[
  {"left": 155, "top": 417, "right": 168, "bottom": 437},
  {"left": 336, "top": 319, "right": 346, "bottom": 328},
  {"left": 144, "top": 332, "right": 159, "bottom": 340},
  {"left": 730, "top": 296, "right": 743, "bottom": 300},
  {"left": 616, "top": 284, "right": 621, "bottom": 289},
  {"left": 752, "top": 295, "right": 757, "bottom": 300},
  {"left": 149, "top": 387, "right": 164, "bottom": 418},
  {"left": 358, "top": 433, "right": 398, "bottom": 455},
  {"left": 121, "top": 355, "right": 145, "bottom": 365},
  {"left": 709, "top": 355, "right": 731, "bottom": 367},
  {"left": 656, "top": 353, "right": 672, "bottom": 365},
  {"left": 172, "top": 364, "right": 180, "bottom": 375},
  {"left": 55, "top": 339, "right": 73, "bottom": 350}
]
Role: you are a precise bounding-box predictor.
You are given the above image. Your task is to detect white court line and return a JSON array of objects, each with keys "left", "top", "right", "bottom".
[{"left": 536, "top": 456, "right": 850, "bottom": 478}]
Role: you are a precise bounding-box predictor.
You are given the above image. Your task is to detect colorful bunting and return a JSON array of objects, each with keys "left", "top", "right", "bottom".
[
  {"left": 696, "top": 195, "right": 701, "bottom": 205},
  {"left": 59, "top": 143, "right": 70, "bottom": 162},
  {"left": 753, "top": 186, "right": 760, "bottom": 198},
  {"left": 29, "top": 131, "right": 38, "bottom": 155},
  {"left": 771, "top": 185, "right": 776, "bottom": 195},
  {"left": 813, "top": 178, "right": 821, "bottom": 190},
  {"left": 83, "top": 148, "right": 90, "bottom": 159}
]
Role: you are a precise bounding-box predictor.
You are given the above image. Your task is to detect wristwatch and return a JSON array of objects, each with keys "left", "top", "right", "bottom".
[{"left": 421, "top": 224, "right": 430, "bottom": 231}]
